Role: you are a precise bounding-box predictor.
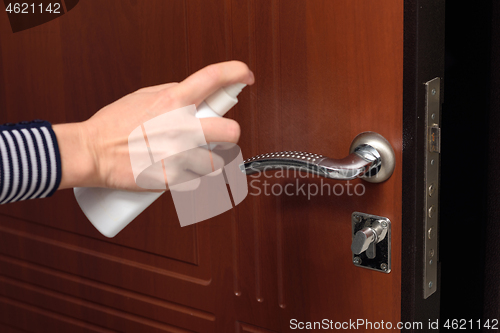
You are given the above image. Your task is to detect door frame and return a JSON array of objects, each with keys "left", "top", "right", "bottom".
[{"left": 402, "top": 0, "right": 444, "bottom": 329}]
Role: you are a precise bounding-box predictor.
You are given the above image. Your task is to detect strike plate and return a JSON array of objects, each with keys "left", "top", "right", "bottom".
[
  {"left": 424, "top": 78, "right": 441, "bottom": 299},
  {"left": 351, "top": 212, "right": 391, "bottom": 273}
]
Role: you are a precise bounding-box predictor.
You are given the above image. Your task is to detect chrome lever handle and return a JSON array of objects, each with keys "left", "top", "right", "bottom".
[
  {"left": 242, "top": 146, "right": 379, "bottom": 180},
  {"left": 241, "top": 132, "right": 395, "bottom": 183}
]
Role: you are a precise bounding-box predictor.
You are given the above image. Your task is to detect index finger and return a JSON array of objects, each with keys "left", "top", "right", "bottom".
[{"left": 175, "top": 61, "right": 255, "bottom": 106}]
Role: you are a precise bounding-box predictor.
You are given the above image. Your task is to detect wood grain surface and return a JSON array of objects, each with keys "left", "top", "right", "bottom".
[{"left": 0, "top": 0, "right": 403, "bottom": 331}]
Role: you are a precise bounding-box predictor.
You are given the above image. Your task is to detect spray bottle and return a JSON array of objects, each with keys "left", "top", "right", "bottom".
[{"left": 73, "top": 83, "right": 247, "bottom": 237}]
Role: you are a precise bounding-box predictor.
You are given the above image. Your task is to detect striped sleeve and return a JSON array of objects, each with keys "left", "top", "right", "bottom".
[{"left": 0, "top": 120, "right": 62, "bottom": 204}]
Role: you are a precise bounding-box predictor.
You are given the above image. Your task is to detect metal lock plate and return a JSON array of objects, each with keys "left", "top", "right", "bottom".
[
  {"left": 351, "top": 212, "right": 391, "bottom": 273},
  {"left": 424, "top": 77, "right": 441, "bottom": 299}
]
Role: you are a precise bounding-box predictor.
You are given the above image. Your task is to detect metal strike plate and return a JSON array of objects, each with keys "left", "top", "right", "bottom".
[
  {"left": 424, "top": 77, "right": 441, "bottom": 299},
  {"left": 351, "top": 212, "right": 391, "bottom": 273}
]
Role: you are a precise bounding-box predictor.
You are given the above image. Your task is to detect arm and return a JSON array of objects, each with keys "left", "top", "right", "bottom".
[
  {"left": 0, "top": 120, "right": 61, "bottom": 204},
  {"left": 1, "top": 61, "right": 254, "bottom": 203}
]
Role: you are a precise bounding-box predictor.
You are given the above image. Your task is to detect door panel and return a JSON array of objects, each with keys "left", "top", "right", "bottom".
[{"left": 0, "top": 1, "right": 403, "bottom": 332}]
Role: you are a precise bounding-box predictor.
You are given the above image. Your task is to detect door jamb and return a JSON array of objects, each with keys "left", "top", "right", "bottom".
[{"left": 402, "top": 0, "right": 445, "bottom": 329}]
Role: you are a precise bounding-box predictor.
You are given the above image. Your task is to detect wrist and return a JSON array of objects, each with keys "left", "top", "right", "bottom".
[{"left": 53, "top": 122, "right": 100, "bottom": 189}]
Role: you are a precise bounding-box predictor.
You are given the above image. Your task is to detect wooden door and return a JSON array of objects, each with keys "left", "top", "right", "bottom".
[{"left": 0, "top": 1, "right": 404, "bottom": 332}]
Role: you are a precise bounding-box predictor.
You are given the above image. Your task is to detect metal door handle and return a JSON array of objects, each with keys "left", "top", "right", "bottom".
[{"left": 241, "top": 132, "right": 395, "bottom": 183}]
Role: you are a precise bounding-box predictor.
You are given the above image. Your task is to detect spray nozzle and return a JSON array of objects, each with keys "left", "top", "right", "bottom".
[{"left": 204, "top": 83, "right": 247, "bottom": 117}]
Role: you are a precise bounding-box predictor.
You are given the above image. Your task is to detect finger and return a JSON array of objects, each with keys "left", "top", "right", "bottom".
[
  {"left": 174, "top": 61, "right": 255, "bottom": 106},
  {"left": 163, "top": 148, "right": 223, "bottom": 187},
  {"left": 209, "top": 141, "right": 236, "bottom": 150},
  {"left": 136, "top": 82, "right": 178, "bottom": 94},
  {"left": 199, "top": 117, "right": 241, "bottom": 143},
  {"left": 167, "top": 173, "right": 201, "bottom": 192},
  {"left": 164, "top": 166, "right": 201, "bottom": 191},
  {"left": 183, "top": 148, "right": 224, "bottom": 175}
]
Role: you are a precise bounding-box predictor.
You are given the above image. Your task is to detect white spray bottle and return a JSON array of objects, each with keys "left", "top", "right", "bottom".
[{"left": 73, "top": 83, "right": 247, "bottom": 237}]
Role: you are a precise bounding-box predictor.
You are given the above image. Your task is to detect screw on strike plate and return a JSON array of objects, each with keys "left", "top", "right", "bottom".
[
  {"left": 380, "top": 263, "right": 388, "bottom": 271},
  {"left": 353, "top": 257, "right": 361, "bottom": 265},
  {"left": 381, "top": 221, "right": 388, "bottom": 228},
  {"left": 428, "top": 183, "right": 435, "bottom": 197},
  {"left": 429, "top": 281, "right": 433, "bottom": 289}
]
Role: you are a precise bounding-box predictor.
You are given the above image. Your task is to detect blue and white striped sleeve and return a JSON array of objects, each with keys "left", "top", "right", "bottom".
[{"left": 0, "top": 120, "right": 62, "bottom": 204}]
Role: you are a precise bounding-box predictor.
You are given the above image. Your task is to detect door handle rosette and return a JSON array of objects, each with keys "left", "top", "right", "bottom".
[{"left": 241, "top": 132, "right": 395, "bottom": 183}]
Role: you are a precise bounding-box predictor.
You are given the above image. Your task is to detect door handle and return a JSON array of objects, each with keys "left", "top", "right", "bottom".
[{"left": 241, "top": 132, "right": 395, "bottom": 183}]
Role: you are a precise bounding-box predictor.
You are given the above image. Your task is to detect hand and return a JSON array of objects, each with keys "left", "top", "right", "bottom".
[{"left": 54, "top": 61, "right": 255, "bottom": 191}]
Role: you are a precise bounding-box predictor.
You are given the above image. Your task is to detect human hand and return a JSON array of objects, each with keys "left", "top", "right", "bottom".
[{"left": 54, "top": 61, "right": 255, "bottom": 191}]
